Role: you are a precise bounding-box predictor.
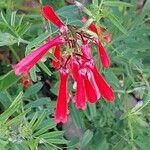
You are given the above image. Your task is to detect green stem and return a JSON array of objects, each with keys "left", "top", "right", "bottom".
[
  {"left": 19, "top": 38, "right": 29, "bottom": 44},
  {"left": 99, "top": 0, "right": 104, "bottom": 10},
  {"left": 111, "top": 129, "right": 131, "bottom": 145},
  {"left": 83, "top": 110, "right": 91, "bottom": 121},
  {"left": 8, "top": 45, "right": 20, "bottom": 61},
  {"left": 46, "top": 141, "right": 62, "bottom": 150},
  {"left": 128, "top": 119, "right": 134, "bottom": 144},
  {"left": 88, "top": 104, "right": 97, "bottom": 119}
]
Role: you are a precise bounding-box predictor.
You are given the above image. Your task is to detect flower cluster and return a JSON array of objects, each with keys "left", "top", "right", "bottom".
[{"left": 13, "top": 5, "right": 115, "bottom": 124}]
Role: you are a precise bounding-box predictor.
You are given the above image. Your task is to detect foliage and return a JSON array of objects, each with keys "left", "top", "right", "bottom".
[{"left": 0, "top": 0, "right": 150, "bottom": 150}]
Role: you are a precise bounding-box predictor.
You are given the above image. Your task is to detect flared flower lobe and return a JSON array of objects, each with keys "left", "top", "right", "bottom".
[{"left": 54, "top": 68, "right": 69, "bottom": 124}]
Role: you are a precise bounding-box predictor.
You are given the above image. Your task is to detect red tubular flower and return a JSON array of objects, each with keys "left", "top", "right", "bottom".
[
  {"left": 74, "top": 69, "right": 87, "bottom": 109},
  {"left": 86, "top": 60, "right": 114, "bottom": 102},
  {"left": 54, "top": 68, "right": 69, "bottom": 124},
  {"left": 81, "top": 43, "right": 92, "bottom": 59},
  {"left": 13, "top": 35, "right": 64, "bottom": 76},
  {"left": 90, "top": 71, "right": 101, "bottom": 100},
  {"left": 90, "top": 63, "right": 115, "bottom": 102},
  {"left": 97, "top": 41, "right": 110, "bottom": 68},
  {"left": 82, "top": 73, "right": 98, "bottom": 103},
  {"left": 42, "top": 5, "right": 68, "bottom": 33},
  {"left": 52, "top": 45, "right": 61, "bottom": 69}
]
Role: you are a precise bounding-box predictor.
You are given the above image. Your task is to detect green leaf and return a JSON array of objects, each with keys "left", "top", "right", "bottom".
[
  {"left": 38, "top": 61, "right": 52, "bottom": 76},
  {"left": 92, "top": 131, "right": 109, "bottom": 150},
  {"left": 135, "top": 136, "right": 150, "bottom": 150},
  {"left": 13, "top": 144, "right": 28, "bottom": 150},
  {"left": 0, "top": 32, "right": 17, "bottom": 46},
  {"left": 24, "top": 82, "right": 43, "bottom": 97},
  {"left": 142, "top": 0, "right": 150, "bottom": 14},
  {"left": 106, "top": 12, "right": 128, "bottom": 35},
  {"left": 57, "top": 5, "right": 79, "bottom": 19},
  {"left": 24, "top": 97, "right": 51, "bottom": 109},
  {"left": 10, "top": 11, "right": 17, "bottom": 27},
  {"left": 33, "top": 122, "right": 55, "bottom": 136},
  {"left": 29, "top": 66, "right": 37, "bottom": 82},
  {"left": 42, "top": 0, "right": 65, "bottom": 9},
  {"left": 17, "top": 22, "right": 30, "bottom": 36},
  {"left": 0, "top": 91, "right": 12, "bottom": 109},
  {"left": 46, "top": 51, "right": 56, "bottom": 60},
  {"left": 92, "top": 0, "right": 99, "bottom": 5},
  {"left": 46, "top": 139, "right": 68, "bottom": 144},
  {"left": 70, "top": 103, "right": 83, "bottom": 128},
  {"left": 0, "top": 70, "right": 20, "bottom": 91},
  {"left": 0, "top": 12, "right": 19, "bottom": 38},
  {"left": 32, "top": 112, "right": 45, "bottom": 132},
  {"left": 67, "top": 137, "right": 79, "bottom": 150},
  {"left": 135, "top": 117, "right": 148, "bottom": 127},
  {"left": 38, "top": 119, "right": 56, "bottom": 130},
  {"left": 81, "top": 130, "right": 93, "bottom": 148},
  {"left": 88, "top": 103, "right": 97, "bottom": 119},
  {"left": 104, "top": 69, "right": 120, "bottom": 89},
  {"left": 103, "top": 1, "right": 132, "bottom": 7},
  {"left": 39, "top": 131, "right": 64, "bottom": 139},
  {"left": 25, "top": 32, "right": 50, "bottom": 54},
  {"left": 0, "top": 91, "right": 23, "bottom": 123},
  {"left": 28, "top": 112, "right": 38, "bottom": 127},
  {"left": 7, "top": 109, "right": 30, "bottom": 126},
  {"left": 50, "top": 81, "right": 59, "bottom": 95}
]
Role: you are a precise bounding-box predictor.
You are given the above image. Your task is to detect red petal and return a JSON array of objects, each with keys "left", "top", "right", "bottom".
[
  {"left": 81, "top": 43, "right": 92, "bottom": 59},
  {"left": 97, "top": 41, "right": 110, "bottom": 68},
  {"left": 74, "top": 69, "right": 87, "bottom": 109},
  {"left": 54, "top": 68, "right": 69, "bottom": 124},
  {"left": 52, "top": 45, "right": 61, "bottom": 69},
  {"left": 88, "top": 23, "right": 99, "bottom": 34},
  {"left": 83, "top": 74, "right": 98, "bottom": 103},
  {"left": 42, "top": 5, "right": 67, "bottom": 32},
  {"left": 70, "top": 57, "right": 80, "bottom": 81},
  {"left": 92, "top": 65, "right": 115, "bottom": 102},
  {"left": 88, "top": 70, "right": 101, "bottom": 100}
]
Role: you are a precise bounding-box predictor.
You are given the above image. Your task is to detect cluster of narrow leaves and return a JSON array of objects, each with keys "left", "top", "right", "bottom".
[{"left": 0, "top": 91, "right": 69, "bottom": 150}]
